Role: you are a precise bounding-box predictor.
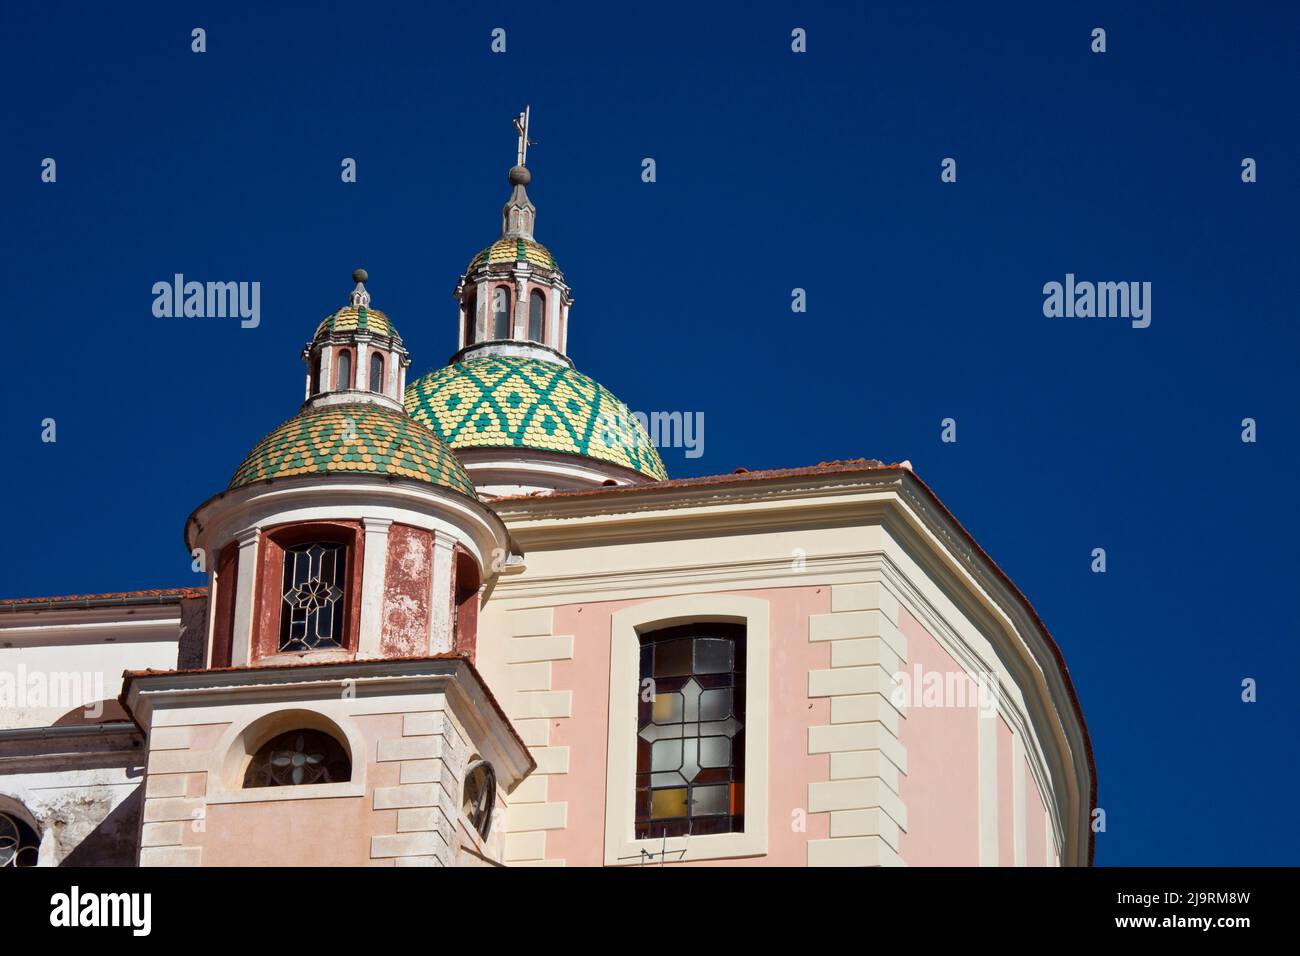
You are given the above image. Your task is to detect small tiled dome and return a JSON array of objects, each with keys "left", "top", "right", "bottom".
[
  {"left": 312, "top": 304, "right": 402, "bottom": 343},
  {"left": 229, "top": 403, "right": 476, "bottom": 497},
  {"left": 405, "top": 356, "right": 667, "bottom": 481},
  {"left": 467, "top": 237, "right": 559, "bottom": 274}
]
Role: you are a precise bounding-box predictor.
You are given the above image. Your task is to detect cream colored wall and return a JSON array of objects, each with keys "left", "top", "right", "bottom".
[{"left": 0, "top": 608, "right": 180, "bottom": 727}]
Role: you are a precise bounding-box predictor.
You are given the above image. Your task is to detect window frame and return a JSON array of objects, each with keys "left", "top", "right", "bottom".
[
  {"left": 603, "top": 594, "right": 770, "bottom": 864},
  {"left": 252, "top": 522, "right": 363, "bottom": 663},
  {"left": 491, "top": 285, "right": 511, "bottom": 339},
  {"left": 527, "top": 289, "right": 545, "bottom": 343},
  {"left": 336, "top": 348, "right": 354, "bottom": 390}
]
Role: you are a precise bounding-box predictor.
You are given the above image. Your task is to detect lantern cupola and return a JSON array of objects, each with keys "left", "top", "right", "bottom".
[
  {"left": 452, "top": 106, "right": 573, "bottom": 367},
  {"left": 303, "top": 269, "right": 410, "bottom": 411}
]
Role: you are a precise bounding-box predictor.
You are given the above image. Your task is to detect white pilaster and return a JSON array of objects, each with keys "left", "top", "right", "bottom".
[
  {"left": 356, "top": 342, "right": 369, "bottom": 392},
  {"left": 358, "top": 518, "right": 393, "bottom": 658},
  {"left": 320, "top": 348, "right": 334, "bottom": 395},
  {"left": 514, "top": 278, "right": 527, "bottom": 339},
  {"left": 978, "top": 708, "right": 998, "bottom": 866},
  {"left": 204, "top": 567, "right": 219, "bottom": 667},
  {"left": 428, "top": 536, "right": 455, "bottom": 654},
  {"left": 547, "top": 288, "right": 561, "bottom": 350},
  {"left": 230, "top": 528, "right": 261, "bottom": 667}
]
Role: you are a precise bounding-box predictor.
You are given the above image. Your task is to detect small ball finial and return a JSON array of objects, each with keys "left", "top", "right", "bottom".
[
  {"left": 352, "top": 268, "right": 369, "bottom": 284},
  {"left": 508, "top": 165, "right": 531, "bottom": 186}
]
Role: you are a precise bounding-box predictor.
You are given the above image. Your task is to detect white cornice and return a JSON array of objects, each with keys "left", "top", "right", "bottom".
[{"left": 184, "top": 474, "right": 515, "bottom": 576}]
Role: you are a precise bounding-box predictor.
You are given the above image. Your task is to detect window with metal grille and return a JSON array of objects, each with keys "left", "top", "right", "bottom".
[
  {"left": 279, "top": 542, "right": 347, "bottom": 651},
  {"left": 243, "top": 730, "right": 351, "bottom": 788},
  {"left": 0, "top": 811, "right": 40, "bottom": 867},
  {"left": 636, "top": 623, "right": 745, "bottom": 839}
]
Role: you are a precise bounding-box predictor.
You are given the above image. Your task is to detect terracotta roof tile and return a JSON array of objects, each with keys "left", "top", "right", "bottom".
[{"left": 0, "top": 587, "right": 208, "bottom": 610}]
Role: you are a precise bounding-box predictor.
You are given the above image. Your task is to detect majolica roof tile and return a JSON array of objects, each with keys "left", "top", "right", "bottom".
[
  {"left": 466, "top": 237, "right": 559, "bottom": 273},
  {"left": 312, "top": 305, "right": 401, "bottom": 343},
  {"left": 405, "top": 357, "right": 668, "bottom": 481},
  {"left": 229, "top": 403, "right": 476, "bottom": 497}
]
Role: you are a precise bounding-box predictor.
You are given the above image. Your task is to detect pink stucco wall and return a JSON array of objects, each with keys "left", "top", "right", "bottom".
[
  {"left": 543, "top": 586, "right": 832, "bottom": 866},
  {"left": 896, "top": 606, "right": 980, "bottom": 866},
  {"left": 183, "top": 712, "right": 402, "bottom": 866}
]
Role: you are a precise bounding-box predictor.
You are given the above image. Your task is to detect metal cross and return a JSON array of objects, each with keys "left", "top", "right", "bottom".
[{"left": 513, "top": 105, "right": 535, "bottom": 167}]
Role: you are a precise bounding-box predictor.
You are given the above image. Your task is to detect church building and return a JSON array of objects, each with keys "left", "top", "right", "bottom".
[{"left": 0, "top": 112, "right": 1094, "bottom": 868}]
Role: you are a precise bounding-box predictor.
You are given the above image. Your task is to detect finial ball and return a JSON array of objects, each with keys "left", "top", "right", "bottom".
[
  {"left": 508, "top": 165, "right": 531, "bottom": 186},
  {"left": 352, "top": 268, "right": 368, "bottom": 284}
]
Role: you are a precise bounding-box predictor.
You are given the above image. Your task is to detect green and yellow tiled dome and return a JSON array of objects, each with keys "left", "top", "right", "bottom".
[
  {"left": 405, "top": 356, "right": 668, "bottom": 481},
  {"left": 312, "top": 304, "right": 401, "bottom": 342},
  {"left": 467, "top": 237, "right": 559, "bottom": 273},
  {"left": 229, "top": 403, "right": 476, "bottom": 497}
]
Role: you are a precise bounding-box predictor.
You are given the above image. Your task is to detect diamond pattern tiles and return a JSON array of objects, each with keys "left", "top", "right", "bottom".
[
  {"left": 466, "top": 237, "right": 558, "bottom": 273},
  {"left": 404, "top": 356, "right": 669, "bottom": 481},
  {"left": 312, "top": 305, "right": 401, "bottom": 343},
  {"left": 228, "top": 403, "right": 477, "bottom": 497}
]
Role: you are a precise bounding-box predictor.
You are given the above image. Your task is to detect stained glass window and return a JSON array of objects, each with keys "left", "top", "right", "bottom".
[
  {"left": 243, "top": 730, "right": 351, "bottom": 788},
  {"left": 279, "top": 542, "right": 347, "bottom": 651},
  {"left": 462, "top": 760, "right": 496, "bottom": 839},
  {"left": 636, "top": 623, "right": 745, "bottom": 839}
]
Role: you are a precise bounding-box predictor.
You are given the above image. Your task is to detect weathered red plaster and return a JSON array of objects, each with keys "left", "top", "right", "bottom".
[
  {"left": 381, "top": 524, "right": 433, "bottom": 657},
  {"left": 209, "top": 543, "right": 239, "bottom": 668}
]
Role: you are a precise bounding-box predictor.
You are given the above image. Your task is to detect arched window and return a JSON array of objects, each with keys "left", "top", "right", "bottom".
[
  {"left": 462, "top": 759, "right": 496, "bottom": 839},
  {"left": 635, "top": 622, "right": 746, "bottom": 839},
  {"left": 280, "top": 541, "right": 347, "bottom": 651},
  {"left": 369, "top": 352, "right": 384, "bottom": 393},
  {"left": 310, "top": 353, "right": 322, "bottom": 395},
  {"left": 336, "top": 350, "right": 353, "bottom": 390},
  {"left": 0, "top": 811, "right": 40, "bottom": 867},
  {"left": 528, "top": 290, "right": 545, "bottom": 342},
  {"left": 492, "top": 286, "right": 511, "bottom": 339},
  {"left": 243, "top": 729, "right": 351, "bottom": 788},
  {"left": 463, "top": 288, "right": 477, "bottom": 346}
]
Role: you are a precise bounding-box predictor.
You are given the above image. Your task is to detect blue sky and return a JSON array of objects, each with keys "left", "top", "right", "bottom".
[{"left": 2, "top": 1, "right": 1296, "bottom": 865}]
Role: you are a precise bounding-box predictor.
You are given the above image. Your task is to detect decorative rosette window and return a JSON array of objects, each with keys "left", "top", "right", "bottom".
[
  {"left": 0, "top": 812, "right": 40, "bottom": 867},
  {"left": 280, "top": 542, "right": 347, "bottom": 651},
  {"left": 242, "top": 730, "right": 352, "bottom": 788}
]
